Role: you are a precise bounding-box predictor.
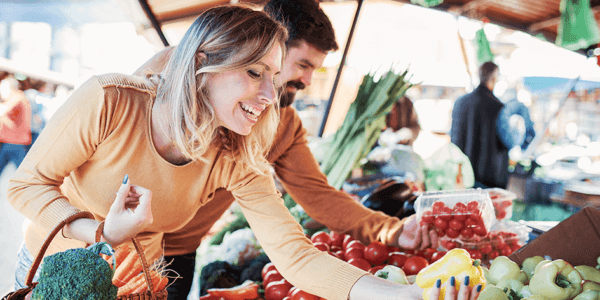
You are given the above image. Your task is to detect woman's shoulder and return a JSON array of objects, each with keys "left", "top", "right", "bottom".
[{"left": 93, "top": 73, "right": 157, "bottom": 97}]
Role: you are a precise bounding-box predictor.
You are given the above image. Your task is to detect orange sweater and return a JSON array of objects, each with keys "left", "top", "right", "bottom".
[
  {"left": 7, "top": 74, "right": 366, "bottom": 300},
  {"left": 164, "top": 106, "right": 406, "bottom": 255}
]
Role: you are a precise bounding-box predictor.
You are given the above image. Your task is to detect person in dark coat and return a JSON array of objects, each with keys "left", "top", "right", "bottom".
[{"left": 450, "top": 62, "right": 508, "bottom": 189}]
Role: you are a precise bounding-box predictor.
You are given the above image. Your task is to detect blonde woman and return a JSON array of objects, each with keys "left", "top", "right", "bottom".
[{"left": 7, "top": 5, "right": 472, "bottom": 300}]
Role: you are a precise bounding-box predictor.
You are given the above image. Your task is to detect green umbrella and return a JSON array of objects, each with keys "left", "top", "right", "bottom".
[
  {"left": 476, "top": 28, "right": 495, "bottom": 65},
  {"left": 556, "top": 0, "right": 600, "bottom": 51},
  {"left": 409, "top": 0, "right": 443, "bottom": 8}
]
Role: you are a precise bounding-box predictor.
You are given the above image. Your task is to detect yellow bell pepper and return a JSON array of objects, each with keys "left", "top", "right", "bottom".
[{"left": 416, "top": 248, "right": 487, "bottom": 300}]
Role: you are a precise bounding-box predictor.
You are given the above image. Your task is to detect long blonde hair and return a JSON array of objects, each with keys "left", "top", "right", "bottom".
[{"left": 156, "top": 5, "right": 287, "bottom": 175}]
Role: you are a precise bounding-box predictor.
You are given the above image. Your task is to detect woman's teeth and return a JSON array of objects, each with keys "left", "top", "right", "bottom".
[{"left": 240, "top": 103, "right": 261, "bottom": 119}]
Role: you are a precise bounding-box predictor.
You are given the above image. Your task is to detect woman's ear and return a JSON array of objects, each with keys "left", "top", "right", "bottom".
[{"left": 196, "top": 52, "right": 208, "bottom": 67}]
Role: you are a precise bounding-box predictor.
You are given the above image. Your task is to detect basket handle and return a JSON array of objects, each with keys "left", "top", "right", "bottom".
[
  {"left": 92, "top": 224, "right": 156, "bottom": 295},
  {"left": 25, "top": 211, "right": 95, "bottom": 286}
]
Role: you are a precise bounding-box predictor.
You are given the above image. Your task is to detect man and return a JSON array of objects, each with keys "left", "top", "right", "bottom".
[
  {"left": 450, "top": 61, "right": 525, "bottom": 189},
  {"left": 135, "top": 1, "right": 435, "bottom": 298}
]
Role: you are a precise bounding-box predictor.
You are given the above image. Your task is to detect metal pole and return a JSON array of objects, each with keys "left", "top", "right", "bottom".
[
  {"left": 138, "top": 0, "right": 170, "bottom": 47},
  {"left": 317, "top": 0, "right": 364, "bottom": 137}
]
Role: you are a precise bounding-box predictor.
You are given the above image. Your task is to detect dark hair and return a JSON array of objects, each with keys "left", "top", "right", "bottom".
[
  {"left": 479, "top": 61, "right": 498, "bottom": 85},
  {"left": 264, "top": 0, "right": 338, "bottom": 53}
]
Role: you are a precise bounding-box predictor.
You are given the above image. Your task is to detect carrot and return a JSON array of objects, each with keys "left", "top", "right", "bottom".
[
  {"left": 153, "top": 275, "right": 168, "bottom": 293},
  {"left": 113, "top": 245, "right": 132, "bottom": 267},
  {"left": 117, "top": 272, "right": 145, "bottom": 296},
  {"left": 131, "top": 270, "right": 161, "bottom": 294},
  {"left": 112, "top": 251, "right": 143, "bottom": 287}
]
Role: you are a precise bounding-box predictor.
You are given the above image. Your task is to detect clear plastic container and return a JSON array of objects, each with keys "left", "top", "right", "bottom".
[
  {"left": 439, "top": 220, "right": 530, "bottom": 266},
  {"left": 415, "top": 189, "right": 495, "bottom": 240},
  {"left": 485, "top": 188, "right": 517, "bottom": 220}
]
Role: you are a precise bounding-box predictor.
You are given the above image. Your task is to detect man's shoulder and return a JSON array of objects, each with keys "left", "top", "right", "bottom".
[{"left": 94, "top": 73, "right": 156, "bottom": 97}]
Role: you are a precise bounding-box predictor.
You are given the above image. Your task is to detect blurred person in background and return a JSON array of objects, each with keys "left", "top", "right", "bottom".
[
  {"left": 384, "top": 95, "right": 421, "bottom": 146},
  {"left": 450, "top": 62, "right": 527, "bottom": 189},
  {"left": 23, "top": 78, "right": 50, "bottom": 149},
  {"left": 0, "top": 76, "right": 31, "bottom": 174}
]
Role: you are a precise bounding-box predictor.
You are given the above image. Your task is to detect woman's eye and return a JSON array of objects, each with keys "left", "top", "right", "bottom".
[{"left": 247, "top": 70, "right": 261, "bottom": 79}]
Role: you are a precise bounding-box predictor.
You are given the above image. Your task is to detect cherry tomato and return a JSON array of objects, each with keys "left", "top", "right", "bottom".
[
  {"left": 311, "top": 231, "right": 330, "bottom": 246},
  {"left": 262, "top": 262, "right": 277, "bottom": 279},
  {"left": 430, "top": 251, "right": 447, "bottom": 263},
  {"left": 468, "top": 208, "right": 481, "bottom": 222},
  {"left": 364, "top": 241, "right": 389, "bottom": 266},
  {"left": 291, "top": 289, "right": 320, "bottom": 300},
  {"left": 264, "top": 270, "right": 284, "bottom": 288},
  {"left": 345, "top": 240, "right": 365, "bottom": 252},
  {"left": 347, "top": 258, "right": 372, "bottom": 271},
  {"left": 342, "top": 235, "right": 355, "bottom": 251},
  {"left": 488, "top": 250, "right": 499, "bottom": 260},
  {"left": 448, "top": 219, "right": 464, "bottom": 231},
  {"left": 334, "top": 250, "right": 345, "bottom": 261},
  {"left": 416, "top": 248, "right": 436, "bottom": 262},
  {"left": 330, "top": 246, "right": 342, "bottom": 252},
  {"left": 403, "top": 256, "right": 429, "bottom": 276},
  {"left": 329, "top": 232, "right": 345, "bottom": 248},
  {"left": 327, "top": 251, "right": 342, "bottom": 260},
  {"left": 435, "top": 227, "right": 446, "bottom": 237},
  {"left": 511, "top": 243, "right": 522, "bottom": 253},
  {"left": 442, "top": 240, "right": 457, "bottom": 250},
  {"left": 421, "top": 211, "right": 435, "bottom": 224},
  {"left": 432, "top": 201, "right": 446, "bottom": 214},
  {"left": 467, "top": 201, "right": 479, "bottom": 211},
  {"left": 440, "top": 207, "right": 454, "bottom": 222},
  {"left": 388, "top": 252, "right": 409, "bottom": 268},
  {"left": 453, "top": 203, "right": 468, "bottom": 221},
  {"left": 446, "top": 228, "right": 460, "bottom": 238},
  {"left": 313, "top": 242, "right": 329, "bottom": 252},
  {"left": 434, "top": 218, "right": 448, "bottom": 231},
  {"left": 468, "top": 249, "right": 483, "bottom": 260},
  {"left": 500, "top": 246, "right": 513, "bottom": 256},
  {"left": 386, "top": 246, "right": 401, "bottom": 253},
  {"left": 478, "top": 243, "right": 493, "bottom": 255},
  {"left": 460, "top": 228, "right": 474, "bottom": 239},
  {"left": 465, "top": 218, "right": 477, "bottom": 228},
  {"left": 344, "top": 247, "right": 364, "bottom": 261},
  {"left": 472, "top": 224, "right": 487, "bottom": 237},
  {"left": 265, "top": 280, "right": 293, "bottom": 300}
]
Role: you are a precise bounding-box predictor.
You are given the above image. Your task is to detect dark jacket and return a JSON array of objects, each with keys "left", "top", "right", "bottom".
[{"left": 450, "top": 84, "right": 508, "bottom": 188}]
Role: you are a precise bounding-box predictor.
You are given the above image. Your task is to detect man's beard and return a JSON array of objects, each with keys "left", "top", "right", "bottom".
[{"left": 279, "top": 80, "right": 305, "bottom": 108}]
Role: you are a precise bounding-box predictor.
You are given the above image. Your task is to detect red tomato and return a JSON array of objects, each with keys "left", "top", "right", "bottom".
[
  {"left": 364, "top": 241, "right": 389, "bottom": 266},
  {"left": 478, "top": 243, "right": 493, "bottom": 255},
  {"left": 432, "top": 201, "right": 446, "bottom": 214},
  {"left": 468, "top": 208, "right": 481, "bottom": 222},
  {"left": 467, "top": 249, "right": 483, "bottom": 260},
  {"left": 440, "top": 207, "right": 454, "bottom": 222},
  {"left": 287, "top": 287, "right": 298, "bottom": 298},
  {"left": 472, "top": 224, "right": 487, "bottom": 237},
  {"left": 342, "top": 235, "right": 356, "bottom": 250},
  {"left": 283, "top": 298, "right": 291, "bottom": 300},
  {"left": 421, "top": 211, "right": 435, "bottom": 224},
  {"left": 344, "top": 247, "right": 364, "bottom": 261},
  {"left": 464, "top": 218, "right": 477, "bottom": 228},
  {"left": 434, "top": 218, "right": 448, "bottom": 231},
  {"left": 264, "top": 270, "right": 284, "bottom": 287},
  {"left": 417, "top": 248, "right": 437, "bottom": 261},
  {"left": 448, "top": 219, "right": 464, "bottom": 231},
  {"left": 500, "top": 245, "right": 513, "bottom": 256},
  {"left": 313, "top": 242, "right": 329, "bottom": 252},
  {"left": 430, "top": 251, "right": 447, "bottom": 263},
  {"left": 511, "top": 243, "right": 522, "bottom": 253},
  {"left": 403, "top": 256, "right": 429, "bottom": 276},
  {"left": 334, "top": 250, "right": 345, "bottom": 261},
  {"left": 488, "top": 250, "right": 499, "bottom": 260},
  {"left": 262, "top": 262, "right": 277, "bottom": 279},
  {"left": 329, "top": 232, "right": 345, "bottom": 248},
  {"left": 443, "top": 240, "right": 457, "bottom": 250},
  {"left": 388, "top": 252, "right": 409, "bottom": 268},
  {"left": 386, "top": 246, "right": 401, "bottom": 253},
  {"left": 265, "top": 280, "right": 293, "bottom": 300},
  {"left": 467, "top": 201, "right": 479, "bottom": 211},
  {"left": 345, "top": 240, "right": 365, "bottom": 252},
  {"left": 368, "top": 265, "right": 386, "bottom": 275},
  {"left": 348, "top": 258, "right": 372, "bottom": 271},
  {"left": 460, "top": 228, "right": 474, "bottom": 239},
  {"left": 327, "top": 251, "right": 342, "bottom": 260},
  {"left": 496, "top": 210, "right": 507, "bottom": 219},
  {"left": 436, "top": 227, "right": 446, "bottom": 237},
  {"left": 446, "top": 228, "right": 460, "bottom": 239},
  {"left": 330, "top": 246, "right": 342, "bottom": 252},
  {"left": 453, "top": 203, "right": 468, "bottom": 221},
  {"left": 291, "top": 289, "right": 320, "bottom": 300},
  {"left": 311, "top": 231, "right": 331, "bottom": 246}
]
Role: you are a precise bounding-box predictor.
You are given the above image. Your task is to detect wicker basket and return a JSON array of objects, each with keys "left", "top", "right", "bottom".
[{"left": 1, "top": 212, "right": 168, "bottom": 300}]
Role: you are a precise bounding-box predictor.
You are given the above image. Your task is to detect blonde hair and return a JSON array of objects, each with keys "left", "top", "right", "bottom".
[{"left": 155, "top": 5, "right": 288, "bottom": 175}]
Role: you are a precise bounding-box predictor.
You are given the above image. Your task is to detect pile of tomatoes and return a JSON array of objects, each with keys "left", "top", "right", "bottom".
[
  {"left": 261, "top": 231, "right": 445, "bottom": 300},
  {"left": 419, "top": 200, "right": 490, "bottom": 239},
  {"left": 487, "top": 189, "right": 514, "bottom": 220},
  {"left": 440, "top": 230, "right": 523, "bottom": 264}
]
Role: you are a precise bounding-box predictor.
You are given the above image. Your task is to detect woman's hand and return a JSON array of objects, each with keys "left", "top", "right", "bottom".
[
  {"left": 398, "top": 214, "right": 439, "bottom": 251},
  {"left": 427, "top": 276, "right": 483, "bottom": 300},
  {"left": 103, "top": 175, "right": 153, "bottom": 246}
]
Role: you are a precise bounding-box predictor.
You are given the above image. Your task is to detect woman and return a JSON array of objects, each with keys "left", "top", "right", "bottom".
[{"left": 8, "top": 5, "right": 479, "bottom": 300}]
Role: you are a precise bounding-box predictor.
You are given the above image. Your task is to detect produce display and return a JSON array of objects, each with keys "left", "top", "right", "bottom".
[{"left": 440, "top": 229, "right": 525, "bottom": 265}]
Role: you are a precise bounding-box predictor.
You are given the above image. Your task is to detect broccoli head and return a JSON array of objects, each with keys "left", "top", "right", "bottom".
[{"left": 31, "top": 242, "right": 117, "bottom": 300}]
